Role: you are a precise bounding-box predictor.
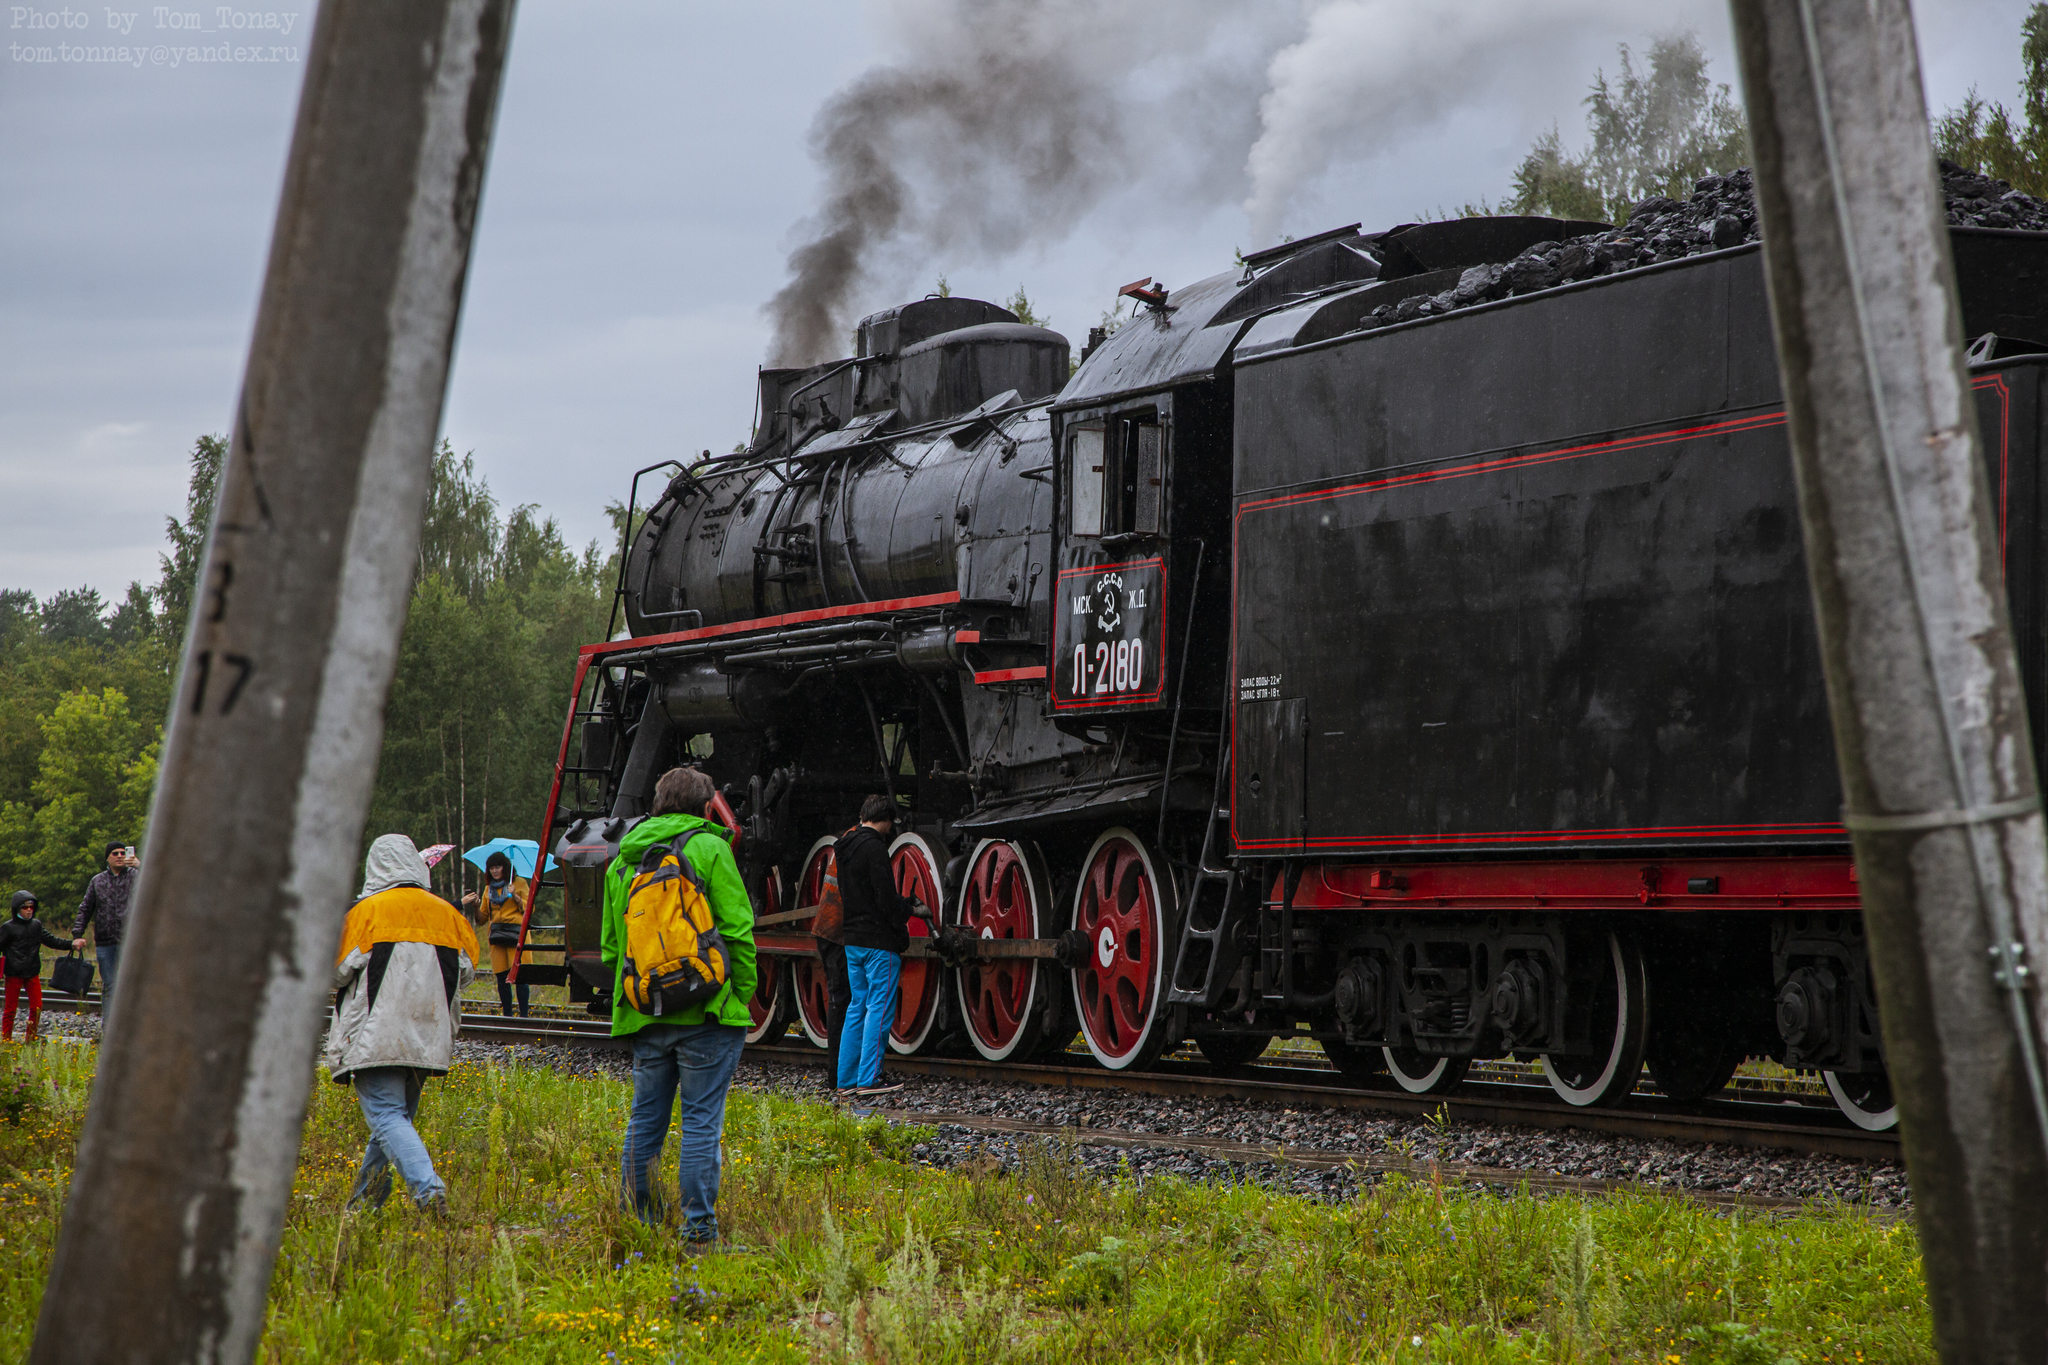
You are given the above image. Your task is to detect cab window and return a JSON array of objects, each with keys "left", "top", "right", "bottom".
[
  {"left": 1067, "top": 414, "right": 1163, "bottom": 539},
  {"left": 1068, "top": 424, "right": 1105, "bottom": 536}
]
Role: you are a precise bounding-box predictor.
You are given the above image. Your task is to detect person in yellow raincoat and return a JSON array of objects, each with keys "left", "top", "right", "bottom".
[{"left": 462, "top": 851, "right": 531, "bottom": 1018}]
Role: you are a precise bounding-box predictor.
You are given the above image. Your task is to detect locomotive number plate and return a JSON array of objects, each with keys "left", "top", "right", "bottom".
[{"left": 1053, "top": 556, "right": 1166, "bottom": 711}]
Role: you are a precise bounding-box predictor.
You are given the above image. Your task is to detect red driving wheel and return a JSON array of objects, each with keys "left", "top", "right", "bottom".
[
  {"left": 955, "top": 839, "right": 1052, "bottom": 1061},
  {"left": 745, "top": 869, "right": 791, "bottom": 1044},
  {"left": 790, "top": 836, "right": 837, "bottom": 1048},
  {"left": 887, "top": 831, "right": 948, "bottom": 1054},
  {"left": 1070, "top": 827, "right": 1177, "bottom": 1070}
]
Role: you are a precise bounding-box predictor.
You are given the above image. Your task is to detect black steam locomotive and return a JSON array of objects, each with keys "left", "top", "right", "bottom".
[{"left": 517, "top": 209, "right": 2048, "bottom": 1132}]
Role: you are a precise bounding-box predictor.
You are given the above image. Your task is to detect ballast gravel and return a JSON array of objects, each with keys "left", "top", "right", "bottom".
[
  {"left": 452, "top": 1036, "right": 1910, "bottom": 1211},
  {"left": 34, "top": 1013, "right": 1908, "bottom": 1210}
]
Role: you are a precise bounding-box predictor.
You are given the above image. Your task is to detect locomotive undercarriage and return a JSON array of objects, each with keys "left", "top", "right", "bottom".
[{"left": 1167, "top": 855, "right": 1894, "bottom": 1127}]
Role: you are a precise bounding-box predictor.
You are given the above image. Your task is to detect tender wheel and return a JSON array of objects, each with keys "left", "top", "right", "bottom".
[
  {"left": 1196, "top": 1033, "right": 1271, "bottom": 1075},
  {"left": 1383, "top": 1046, "right": 1469, "bottom": 1094},
  {"left": 1320, "top": 1037, "right": 1388, "bottom": 1083},
  {"left": 1643, "top": 952, "right": 1746, "bottom": 1102},
  {"left": 1824, "top": 1067, "right": 1899, "bottom": 1132},
  {"left": 1646, "top": 1039, "right": 1744, "bottom": 1103},
  {"left": 790, "top": 836, "right": 838, "bottom": 1049},
  {"left": 1543, "top": 932, "right": 1649, "bottom": 1107},
  {"left": 887, "top": 831, "right": 948, "bottom": 1055},
  {"left": 955, "top": 839, "right": 1054, "bottom": 1061},
  {"left": 745, "top": 869, "right": 793, "bottom": 1045},
  {"left": 1070, "top": 827, "right": 1178, "bottom": 1070}
]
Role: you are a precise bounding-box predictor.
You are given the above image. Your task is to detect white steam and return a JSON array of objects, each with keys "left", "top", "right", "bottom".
[
  {"left": 770, "top": 0, "right": 1722, "bottom": 363},
  {"left": 1243, "top": 0, "right": 1658, "bottom": 246}
]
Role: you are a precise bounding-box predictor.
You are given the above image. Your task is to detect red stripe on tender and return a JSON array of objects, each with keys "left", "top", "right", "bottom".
[
  {"left": 1233, "top": 821, "right": 1848, "bottom": 851},
  {"left": 973, "top": 665, "right": 1047, "bottom": 684},
  {"left": 580, "top": 591, "right": 962, "bottom": 656},
  {"left": 1237, "top": 410, "right": 1789, "bottom": 515}
]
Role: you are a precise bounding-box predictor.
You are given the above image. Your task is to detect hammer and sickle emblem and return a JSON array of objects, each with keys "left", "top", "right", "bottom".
[{"left": 1093, "top": 572, "right": 1123, "bottom": 633}]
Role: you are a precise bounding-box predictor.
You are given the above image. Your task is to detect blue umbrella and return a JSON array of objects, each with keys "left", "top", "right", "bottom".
[{"left": 461, "top": 837, "right": 556, "bottom": 879}]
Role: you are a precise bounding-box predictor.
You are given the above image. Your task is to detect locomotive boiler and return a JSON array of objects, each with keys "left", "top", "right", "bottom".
[{"left": 513, "top": 201, "right": 2048, "bottom": 1132}]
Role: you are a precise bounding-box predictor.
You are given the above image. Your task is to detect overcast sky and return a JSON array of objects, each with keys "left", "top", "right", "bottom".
[{"left": 1, "top": 0, "right": 2037, "bottom": 603}]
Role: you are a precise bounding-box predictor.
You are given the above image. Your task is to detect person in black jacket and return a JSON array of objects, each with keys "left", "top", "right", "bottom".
[
  {"left": 833, "top": 795, "right": 928, "bottom": 1095},
  {"left": 3, "top": 891, "right": 81, "bottom": 1042}
]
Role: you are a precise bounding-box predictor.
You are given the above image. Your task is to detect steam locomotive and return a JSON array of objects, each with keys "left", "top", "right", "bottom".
[{"left": 517, "top": 210, "right": 2048, "bottom": 1133}]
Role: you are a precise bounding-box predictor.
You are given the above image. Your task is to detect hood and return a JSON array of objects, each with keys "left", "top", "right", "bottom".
[
  {"left": 360, "top": 834, "right": 432, "bottom": 899},
  {"left": 10, "top": 890, "right": 36, "bottom": 915},
  {"left": 836, "top": 825, "right": 888, "bottom": 855},
  {"left": 617, "top": 812, "right": 725, "bottom": 865}
]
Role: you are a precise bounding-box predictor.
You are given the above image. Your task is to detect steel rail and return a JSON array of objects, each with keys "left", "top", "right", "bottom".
[
  {"left": 736, "top": 1043, "right": 1900, "bottom": 1163},
  {"left": 173, "top": 998, "right": 1893, "bottom": 1163},
  {"left": 30, "top": 999, "right": 1898, "bottom": 1161}
]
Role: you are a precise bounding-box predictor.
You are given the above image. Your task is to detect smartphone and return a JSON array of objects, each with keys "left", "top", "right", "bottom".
[{"left": 123, "top": 846, "right": 137, "bottom": 860}]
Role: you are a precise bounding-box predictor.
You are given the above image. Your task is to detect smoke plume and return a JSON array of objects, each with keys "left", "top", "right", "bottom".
[
  {"left": 765, "top": 0, "right": 1273, "bottom": 367},
  {"left": 768, "top": 0, "right": 1723, "bottom": 367},
  {"left": 1242, "top": 1, "right": 1657, "bottom": 245}
]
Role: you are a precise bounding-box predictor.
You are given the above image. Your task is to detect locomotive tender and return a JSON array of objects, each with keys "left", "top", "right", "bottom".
[{"left": 521, "top": 210, "right": 2048, "bottom": 1132}]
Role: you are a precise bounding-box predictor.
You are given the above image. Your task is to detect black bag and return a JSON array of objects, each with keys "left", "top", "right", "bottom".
[
  {"left": 50, "top": 950, "right": 94, "bottom": 996},
  {"left": 488, "top": 923, "right": 521, "bottom": 948}
]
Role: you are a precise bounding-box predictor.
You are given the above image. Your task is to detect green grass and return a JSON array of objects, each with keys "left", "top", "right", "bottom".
[{"left": 0, "top": 1043, "right": 1927, "bottom": 1363}]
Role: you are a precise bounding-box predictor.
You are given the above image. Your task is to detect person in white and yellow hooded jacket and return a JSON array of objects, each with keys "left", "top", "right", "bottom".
[{"left": 327, "top": 834, "right": 476, "bottom": 1212}]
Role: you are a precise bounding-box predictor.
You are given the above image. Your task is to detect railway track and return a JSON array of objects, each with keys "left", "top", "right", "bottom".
[
  {"left": 35, "top": 996, "right": 1899, "bottom": 1210},
  {"left": 35, "top": 997, "right": 1897, "bottom": 1162}
]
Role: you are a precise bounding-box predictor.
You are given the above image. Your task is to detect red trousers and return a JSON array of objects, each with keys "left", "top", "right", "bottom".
[{"left": 3, "top": 974, "right": 42, "bottom": 1040}]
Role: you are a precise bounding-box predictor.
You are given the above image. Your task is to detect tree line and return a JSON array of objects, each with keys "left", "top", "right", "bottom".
[
  {"left": 0, "top": 437, "right": 612, "bottom": 913},
  {"left": 1494, "top": 7, "right": 2048, "bottom": 224}
]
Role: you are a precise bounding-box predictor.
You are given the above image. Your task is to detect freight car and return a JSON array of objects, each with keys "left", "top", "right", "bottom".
[{"left": 510, "top": 188, "right": 2048, "bottom": 1133}]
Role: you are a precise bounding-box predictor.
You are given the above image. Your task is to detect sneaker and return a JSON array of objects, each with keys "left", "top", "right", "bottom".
[{"left": 857, "top": 1079, "right": 905, "bottom": 1097}]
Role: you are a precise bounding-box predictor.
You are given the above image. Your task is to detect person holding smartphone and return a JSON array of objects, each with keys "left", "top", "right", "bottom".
[{"left": 74, "top": 842, "right": 137, "bottom": 1030}]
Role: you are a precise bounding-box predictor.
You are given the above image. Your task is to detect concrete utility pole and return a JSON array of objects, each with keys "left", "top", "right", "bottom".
[
  {"left": 32, "top": 3, "right": 515, "bottom": 1362},
  {"left": 1729, "top": 1, "right": 2048, "bottom": 1357}
]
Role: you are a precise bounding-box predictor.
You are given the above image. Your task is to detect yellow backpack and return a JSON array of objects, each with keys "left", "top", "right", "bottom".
[{"left": 621, "top": 831, "right": 730, "bottom": 1015}]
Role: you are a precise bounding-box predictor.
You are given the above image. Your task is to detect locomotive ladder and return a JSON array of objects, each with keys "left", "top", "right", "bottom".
[{"left": 1165, "top": 751, "right": 1250, "bottom": 1009}]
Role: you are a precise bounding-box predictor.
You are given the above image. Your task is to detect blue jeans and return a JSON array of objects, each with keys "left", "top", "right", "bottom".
[
  {"left": 95, "top": 944, "right": 121, "bottom": 1029},
  {"left": 348, "top": 1067, "right": 445, "bottom": 1208},
  {"left": 837, "top": 947, "right": 901, "bottom": 1090},
  {"left": 621, "top": 1022, "right": 746, "bottom": 1240}
]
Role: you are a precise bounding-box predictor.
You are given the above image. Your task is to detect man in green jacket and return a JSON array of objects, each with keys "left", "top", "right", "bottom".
[{"left": 604, "top": 766, "right": 758, "bottom": 1248}]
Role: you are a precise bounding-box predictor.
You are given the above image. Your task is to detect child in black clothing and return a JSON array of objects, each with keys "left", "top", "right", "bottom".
[{"left": 2, "top": 891, "right": 80, "bottom": 1042}]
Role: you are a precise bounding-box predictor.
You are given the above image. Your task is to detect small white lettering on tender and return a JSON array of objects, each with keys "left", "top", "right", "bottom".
[{"left": 1239, "top": 673, "right": 1283, "bottom": 701}]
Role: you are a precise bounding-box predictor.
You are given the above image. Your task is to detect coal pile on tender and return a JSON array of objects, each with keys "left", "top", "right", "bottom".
[{"left": 1364, "top": 162, "right": 2048, "bottom": 331}]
